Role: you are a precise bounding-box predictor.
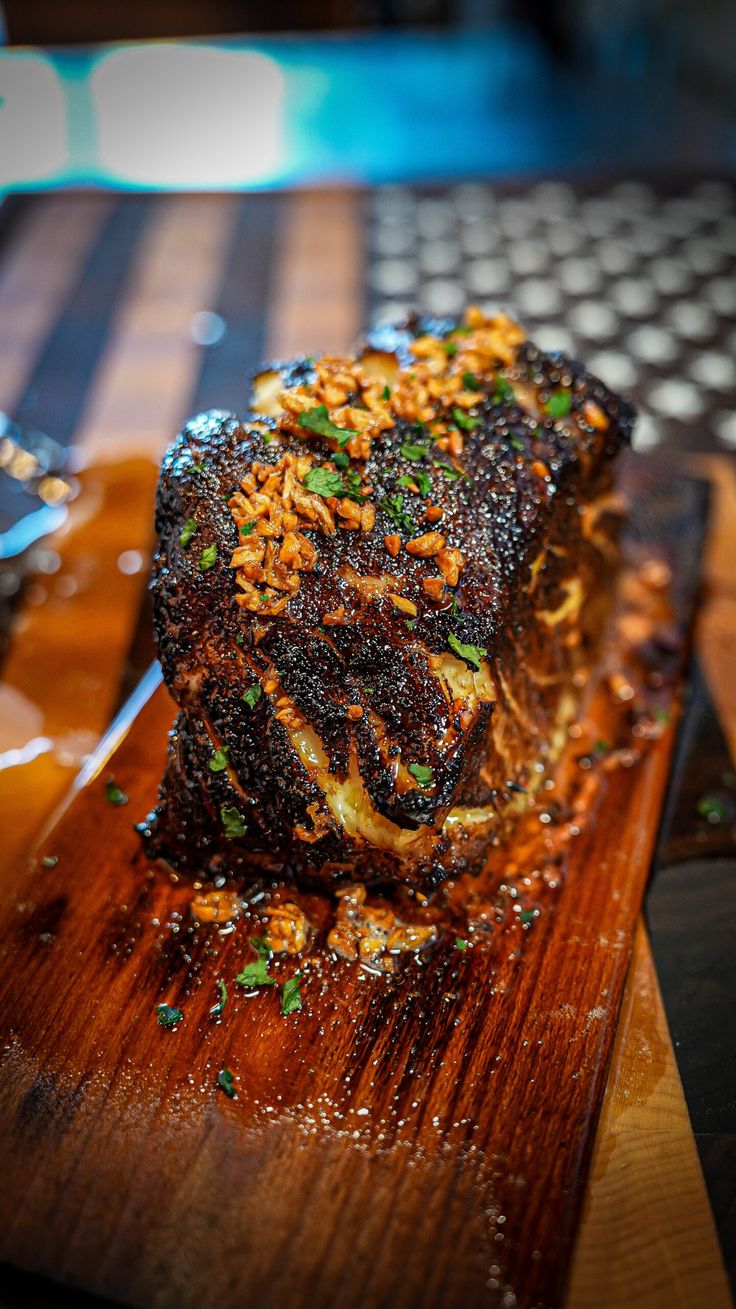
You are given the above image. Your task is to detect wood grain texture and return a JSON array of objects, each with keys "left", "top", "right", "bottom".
[
  {"left": 0, "top": 466, "right": 705, "bottom": 1309},
  {"left": 0, "top": 195, "right": 729, "bottom": 1309},
  {"left": 264, "top": 190, "right": 362, "bottom": 359},
  {"left": 567, "top": 454, "right": 736, "bottom": 1309},
  {"left": 0, "top": 195, "right": 112, "bottom": 412},
  {"left": 567, "top": 919, "right": 732, "bottom": 1308}
]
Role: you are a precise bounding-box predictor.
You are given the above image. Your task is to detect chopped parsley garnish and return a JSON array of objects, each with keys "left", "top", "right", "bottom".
[
  {"left": 220, "top": 805, "right": 246, "bottom": 839},
  {"left": 235, "top": 957, "right": 276, "bottom": 988},
  {"left": 452, "top": 408, "right": 480, "bottom": 432},
  {"left": 105, "top": 779, "right": 128, "bottom": 806},
  {"left": 545, "top": 389, "right": 573, "bottom": 419},
  {"left": 382, "top": 385, "right": 392, "bottom": 400},
  {"left": 443, "top": 340, "right": 458, "bottom": 357},
  {"left": 235, "top": 634, "right": 244, "bottom": 646},
  {"left": 303, "top": 465, "right": 367, "bottom": 503},
  {"left": 519, "top": 909, "right": 536, "bottom": 926},
  {"left": 179, "top": 518, "right": 198, "bottom": 548},
  {"left": 594, "top": 739, "right": 610, "bottom": 754},
  {"left": 298, "top": 405, "right": 358, "bottom": 447},
  {"left": 210, "top": 979, "right": 228, "bottom": 1016},
  {"left": 450, "top": 594, "right": 460, "bottom": 618},
  {"left": 342, "top": 467, "right": 366, "bottom": 503},
  {"left": 251, "top": 934, "right": 272, "bottom": 959},
  {"left": 448, "top": 632, "right": 487, "bottom": 671},
  {"left": 198, "top": 543, "right": 217, "bottom": 572},
  {"left": 331, "top": 451, "right": 350, "bottom": 469},
  {"left": 437, "top": 461, "right": 464, "bottom": 481},
  {"left": 242, "top": 684, "right": 262, "bottom": 710},
  {"left": 41, "top": 855, "right": 58, "bottom": 868},
  {"left": 380, "top": 493, "right": 415, "bottom": 534},
  {"left": 397, "top": 469, "right": 432, "bottom": 497},
  {"left": 191, "top": 460, "right": 207, "bottom": 474},
  {"left": 509, "top": 436, "right": 524, "bottom": 452},
  {"left": 492, "top": 376, "right": 515, "bottom": 405},
  {"left": 405, "top": 619, "right": 416, "bottom": 632},
  {"left": 209, "top": 746, "right": 230, "bottom": 773},
  {"left": 462, "top": 371, "right": 480, "bottom": 391},
  {"left": 696, "top": 795, "right": 728, "bottom": 823},
  {"left": 155, "top": 1003, "right": 183, "bottom": 1028},
  {"left": 302, "top": 467, "right": 345, "bottom": 499},
  {"left": 239, "top": 521, "right": 255, "bottom": 536},
  {"left": 455, "top": 937, "right": 469, "bottom": 951},
  {"left": 282, "top": 972, "right": 303, "bottom": 1016},
  {"left": 400, "top": 441, "right": 429, "bottom": 462},
  {"left": 408, "top": 762, "right": 433, "bottom": 787},
  {"left": 217, "top": 1067, "right": 237, "bottom": 1099}
]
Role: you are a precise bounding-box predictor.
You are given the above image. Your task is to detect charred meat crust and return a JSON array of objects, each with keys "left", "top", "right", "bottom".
[{"left": 142, "top": 314, "right": 634, "bottom": 889}]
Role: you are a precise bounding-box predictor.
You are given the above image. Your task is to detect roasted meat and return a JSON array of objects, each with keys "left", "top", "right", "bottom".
[{"left": 142, "top": 308, "right": 634, "bottom": 890}]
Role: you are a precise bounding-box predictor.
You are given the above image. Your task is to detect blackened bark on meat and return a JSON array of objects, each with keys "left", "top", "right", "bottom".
[{"left": 141, "top": 319, "right": 634, "bottom": 890}]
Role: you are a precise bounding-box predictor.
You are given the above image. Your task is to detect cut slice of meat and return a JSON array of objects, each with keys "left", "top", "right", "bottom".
[{"left": 141, "top": 308, "right": 634, "bottom": 889}]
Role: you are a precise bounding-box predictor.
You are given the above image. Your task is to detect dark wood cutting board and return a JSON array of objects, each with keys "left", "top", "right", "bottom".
[{"left": 0, "top": 464, "right": 707, "bottom": 1309}]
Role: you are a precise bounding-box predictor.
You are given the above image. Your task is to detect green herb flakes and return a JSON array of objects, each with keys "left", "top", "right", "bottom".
[
  {"left": 220, "top": 805, "right": 246, "bottom": 839},
  {"left": 210, "top": 979, "right": 228, "bottom": 1017},
  {"left": 455, "top": 937, "right": 469, "bottom": 952},
  {"left": 380, "top": 493, "right": 415, "bottom": 535},
  {"left": 235, "top": 634, "right": 244, "bottom": 646},
  {"left": 235, "top": 958, "right": 276, "bottom": 988},
  {"left": 105, "top": 779, "right": 128, "bottom": 807},
  {"left": 544, "top": 389, "right": 573, "bottom": 420},
  {"left": 331, "top": 450, "right": 350, "bottom": 469},
  {"left": 437, "top": 461, "right": 464, "bottom": 482},
  {"left": 509, "top": 436, "right": 524, "bottom": 453},
  {"left": 298, "top": 404, "right": 358, "bottom": 447},
  {"left": 209, "top": 746, "right": 230, "bottom": 773},
  {"left": 217, "top": 1067, "right": 237, "bottom": 1099},
  {"left": 492, "top": 376, "right": 514, "bottom": 405},
  {"left": 462, "top": 371, "right": 479, "bottom": 391},
  {"left": 282, "top": 972, "right": 303, "bottom": 1017},
  {"left": 518, "top": 909, "right": 537, "bottom": 926},
  {"left": 452, "top": 408, "right": 480, "bottom": 432},
  {"left": 382, "top": 385, "right": 392, "bottom": 400},
  {"left": 239, "top": 521, "right": 255, "bottom": 536},
  {"left": 251, "top": 934, "right": 272, "bottom": 959},
  {"left": 198, "top": 543, "right": 217, "bottom": 572},
  {"left": 302, "top": 467, "right": 347, "bottom": 499},
  {"left": 448, "top": 633, "right": 487, "bottom": 671},
  {"left": 242, "top": 684, "right": 262, "bottom": 710},
  {"left": 408, "top": 762, "right": 433, "bottom": 787},
  {"left": 397, "top": 469, "right": 432, "bottom": 497},
  {"left": 155, "top": 1003, "right": 183, "bottom": 1028},
  {"left": 41, "top": 855, "right": 58, "bottom": 868},
  {"left": 443, "top": 340, "right": 458, "bottom": 357},
  {"left": 400, "top": 441, "right": 429, "bottom": 462},
  {"left": 179, "top": 518, "right": 198, "bottom": 548},
  {"left": 696, "top": 795, "right": 728, "bottom": 824}
]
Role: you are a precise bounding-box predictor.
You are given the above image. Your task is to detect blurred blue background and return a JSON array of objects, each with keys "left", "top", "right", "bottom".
[{"left": 0, "top": 1, "right": 734, "bottom": 190}]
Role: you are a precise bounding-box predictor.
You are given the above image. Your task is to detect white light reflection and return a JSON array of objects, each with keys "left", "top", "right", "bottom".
[
  {"left": 0, "top": 52, "right": 68, "bottom": 186},
  {"left": 91, "top": 45, "right": 285, "bottom": 187}
]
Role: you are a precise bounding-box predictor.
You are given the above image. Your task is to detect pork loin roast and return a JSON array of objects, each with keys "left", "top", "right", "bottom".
[{"left": 141, "top": 308, "right": 634, "bottom": 889}]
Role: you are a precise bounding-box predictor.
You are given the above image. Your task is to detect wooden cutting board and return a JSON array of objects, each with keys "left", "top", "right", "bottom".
[
  {"left": 0, "top": 463, "right": 713, "bottom": 1309},
  {"left": 0, "top": 192, "right": 731, "bottom": 1309}
]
